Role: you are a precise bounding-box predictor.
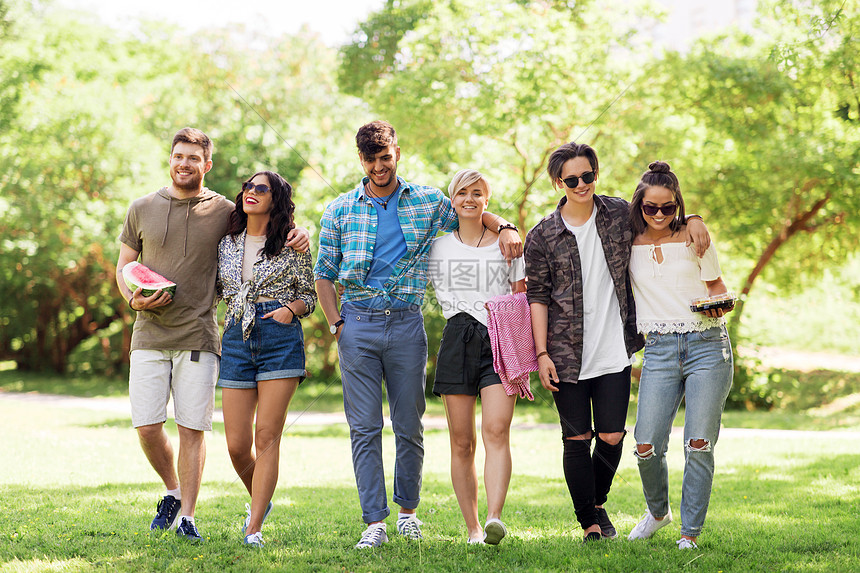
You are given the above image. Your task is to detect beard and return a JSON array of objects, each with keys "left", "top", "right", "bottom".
[
  {"left": 370, "top": 170, "right": 396, "bottom": 191},
  {"left": 170, "top": 168, "right": 203, "bottom": 191},
  {"left": 376, "top": 175, "right": 394, "bottom": 188}
]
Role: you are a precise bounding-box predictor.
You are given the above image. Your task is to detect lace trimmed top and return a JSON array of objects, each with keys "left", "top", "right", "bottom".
[{"left": 630, "top": 242, "right": 724, "bottom": 334}]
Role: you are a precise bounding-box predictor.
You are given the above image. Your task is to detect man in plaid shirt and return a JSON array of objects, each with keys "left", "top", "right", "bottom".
[{"left": 315, "top": 120, "right": 522, "bottom": 548}]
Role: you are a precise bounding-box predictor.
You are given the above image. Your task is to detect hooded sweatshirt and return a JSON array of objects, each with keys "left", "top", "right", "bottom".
[{"left": 120, "top": 187, "right": 235, "bottom": 355}]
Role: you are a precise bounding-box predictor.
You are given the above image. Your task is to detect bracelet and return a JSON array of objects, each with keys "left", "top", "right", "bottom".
[
  {"left": 128, "top": 298, "right": 139, "bottom": 312},
  {"left": 686, "top": 214, "right": 703, "bottom": 222},
  {"left": 285, "top": 306, "right": 296, "bottom": 320},
  {"left": 536, "top": 351, "right": 549, "bottom": 359},
  {"left": 498, "top": 223, "right": 518, "bottom": 233}
]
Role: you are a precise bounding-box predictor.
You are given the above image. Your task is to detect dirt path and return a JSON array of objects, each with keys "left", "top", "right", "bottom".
[
  {"left": 0, "top": 390, "right": 449, "bottom": 429},
  {"left": 4, "top": 390, "right": 860, "bottom": 437},
  {"left": 738, "top": 346, "right": 860, "bottom": 373}
]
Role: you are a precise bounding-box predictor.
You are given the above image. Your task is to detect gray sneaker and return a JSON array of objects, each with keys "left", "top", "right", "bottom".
[
  {"left": 355, "top": 523, "right": 388, "bottom": 549},
  {"left": 628, "top": 508, "right": 673, "bottom": 540},
  {"left": 396, "top": 514, "right": 424, "bottom": 540}
]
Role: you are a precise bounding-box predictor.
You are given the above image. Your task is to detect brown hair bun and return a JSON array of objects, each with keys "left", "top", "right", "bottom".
[{"left": 648, "top": 161, "right": 671, "bottom": 173}]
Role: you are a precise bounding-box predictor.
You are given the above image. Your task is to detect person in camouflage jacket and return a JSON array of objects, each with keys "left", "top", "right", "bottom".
[{"left": 525, "top": 142, "right": 709, "bottom": 543}]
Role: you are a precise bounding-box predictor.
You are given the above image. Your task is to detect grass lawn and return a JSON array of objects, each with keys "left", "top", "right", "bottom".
[{"left": 2, "top": 388, "right": 859, "bottom": 572}]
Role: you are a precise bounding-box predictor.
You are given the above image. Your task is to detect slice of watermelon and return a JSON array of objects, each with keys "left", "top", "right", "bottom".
[{"left": 123, "top": 262, "right": 177, "bottom": 298}]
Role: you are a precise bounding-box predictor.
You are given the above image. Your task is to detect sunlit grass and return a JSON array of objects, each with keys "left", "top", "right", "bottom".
[{"left": 2, "top": 393, "right": 859, "bottom": 572}]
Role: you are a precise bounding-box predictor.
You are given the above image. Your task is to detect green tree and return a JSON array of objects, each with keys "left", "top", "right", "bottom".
[
  {"left": 671, "top": 1, "right": 857, "bottom": 324},
  {"left": 339, "top": 0, "right": 654, "bottom": 230},
  {"left": 1, "top": 4, "right": 367, "bottom": 375},
  {"left": 341, "top": 0, "right": 860, "bottom": 406},
  {"left": 0, "top": 7, "right": 167, "bottom": 371},
  {"left": 615, "top": 0, "right": 860, "bottom": 405}
]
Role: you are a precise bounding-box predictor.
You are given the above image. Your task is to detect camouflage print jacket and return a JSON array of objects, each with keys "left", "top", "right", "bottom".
[{"left": 525, "top": 195, "right": 645, "bottom": 383}]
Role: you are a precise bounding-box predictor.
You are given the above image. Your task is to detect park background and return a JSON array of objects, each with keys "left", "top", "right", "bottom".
[{"left": 0, "top": 0, "right": 858, "bottom": 571}]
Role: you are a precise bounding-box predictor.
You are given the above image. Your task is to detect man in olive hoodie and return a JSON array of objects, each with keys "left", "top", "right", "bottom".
[{"left": 115, "top": 127, "right": 307, "bottom": 541}]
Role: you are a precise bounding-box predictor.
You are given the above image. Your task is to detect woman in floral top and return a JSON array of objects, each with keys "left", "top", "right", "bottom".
[{"left": 216, "top": 170, "right": 316, "bottom": 548}]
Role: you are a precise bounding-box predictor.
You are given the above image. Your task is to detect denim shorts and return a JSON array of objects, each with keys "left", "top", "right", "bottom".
[
  {"left": 432, "top": 312, "right": 501, "bottom": 396},
  {"left": 218, "top": 300, "right": 306, "bottom": 389}
]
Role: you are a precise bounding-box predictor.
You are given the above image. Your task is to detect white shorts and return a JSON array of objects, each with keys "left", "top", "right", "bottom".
[{"left": 129, "top": 349, "right": 219, "bottom": 431}]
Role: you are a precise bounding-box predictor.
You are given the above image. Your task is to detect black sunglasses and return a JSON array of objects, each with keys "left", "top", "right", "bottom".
[
  {"left": 641, "top": 203, "right": 678, "bottom": 217},
  {"left": 561, "top": 171, "right": 596, "bottom": 188},
  {"left": 242, "top": 182, "right": 271, "bottom": 194}
]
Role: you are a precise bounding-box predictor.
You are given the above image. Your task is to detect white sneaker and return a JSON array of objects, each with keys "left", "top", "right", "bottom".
[
  {"left": 355, "top": 523, "right": 388, "bottom": 549},
  {"left": 483, "top": 518, "right": 507, "bottom": 545},
  {"left": 243, "top": 531, "right": 264, "bottom": 548},
  {"left": 627, "top": 508, "right": 673, "bottom": 540},
  {"left": 676, "top": 537, "right": 698, "bottom": 550},
  {"left": 396, "top": 514, "right": 424, "bottom": 540},
  {"left": 242, "top": 501, "right": 274, "bottom": 535}
]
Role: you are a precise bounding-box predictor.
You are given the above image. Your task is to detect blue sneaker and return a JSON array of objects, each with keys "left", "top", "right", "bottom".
[
  {"left": 149, "top": 495, "right": 181, "bottom": 530},
  {"left": 242, "top": 501, "right": 274, "bottom": 535},
  {"left": 176, "top": 517, "right": 202, "bottom": 542}
]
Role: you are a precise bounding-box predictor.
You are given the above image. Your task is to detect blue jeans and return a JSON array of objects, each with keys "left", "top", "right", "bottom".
[
  {"left": 337, "top": 303, "right": 428, "bottom": 523},
  {"left": 633, "top": 326, "right": 733, "bottom": 537}
]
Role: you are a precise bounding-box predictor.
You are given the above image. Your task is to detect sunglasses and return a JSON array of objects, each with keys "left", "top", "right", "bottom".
[
  {"left": 242, "top": 182, "right": 271, "bottom": 194},
  {"left": 562, "top": 171, "right": 596, "bottom": 188},
  {"left": 641, "top": 203, "right": 678, "bottom": 217}
]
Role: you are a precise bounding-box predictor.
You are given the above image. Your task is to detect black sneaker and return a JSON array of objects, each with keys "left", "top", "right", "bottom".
[
  {"left": 176, "top": 517, "right": 202, "bottom": 542},
  {"left": 150, "top": 495, "right": 181, "bottom": 530},
  {"left": 595, "top": 507, "right": 617, "bottom": 539},
  {"left": 583, "top": 531, "right": 602, "bottom": 543}
]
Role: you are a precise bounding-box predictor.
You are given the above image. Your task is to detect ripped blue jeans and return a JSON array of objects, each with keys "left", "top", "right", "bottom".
[{"left": 633, "top": 326, "right": 733, "bottom": 537}]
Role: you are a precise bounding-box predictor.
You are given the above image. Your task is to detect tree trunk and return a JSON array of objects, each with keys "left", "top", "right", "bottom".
[{"left": 729, "top": 189, "right": 830, "bottom": 331}]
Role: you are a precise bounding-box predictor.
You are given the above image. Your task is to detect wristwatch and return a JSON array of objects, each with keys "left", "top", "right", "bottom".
[{"left": 329, "top": 319, "right": 345, "bottom": 335}]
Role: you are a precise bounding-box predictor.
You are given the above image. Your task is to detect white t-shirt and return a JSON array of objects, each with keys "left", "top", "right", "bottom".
[
  {"left": 630, "top": 242, "right": 724, "bottom": 333},
  {"left": 428, "top": 234, "right": 525, "bottom": 326},
  {"left": 242, "top": 234, "right": 266, "bottom": 282},
  {"left": 562, "top": 206, "right": 631, "bottom": 379}
]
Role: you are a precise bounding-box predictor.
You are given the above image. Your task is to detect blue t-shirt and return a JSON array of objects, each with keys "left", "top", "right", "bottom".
[{"left": 353, "top": 187, "right": 409, "bottom": 309}]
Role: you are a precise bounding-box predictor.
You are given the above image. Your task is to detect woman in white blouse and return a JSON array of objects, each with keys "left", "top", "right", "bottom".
[{"left": 625, "top": 161, "right": 734, "bottom": 550}]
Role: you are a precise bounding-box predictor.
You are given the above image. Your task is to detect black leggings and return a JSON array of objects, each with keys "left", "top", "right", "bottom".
[{"left": 553, "top": 367, "right": 631, "bottom": 529}]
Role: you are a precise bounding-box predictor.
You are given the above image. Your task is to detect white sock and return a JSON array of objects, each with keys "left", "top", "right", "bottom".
[
  {"left": 166, "top": 488, "right": 182, "bottom": 500},
  {"left": 398, "top": 512, "right": 414, "bottom": 520}
]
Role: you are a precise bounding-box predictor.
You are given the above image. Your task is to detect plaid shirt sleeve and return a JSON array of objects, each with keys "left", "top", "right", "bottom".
[
  {"left": 314, "top": 199, "right": 343, "bottom": 282},
  {"left": 438, "top": 193, "right": 458, "bottom": 233}
]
